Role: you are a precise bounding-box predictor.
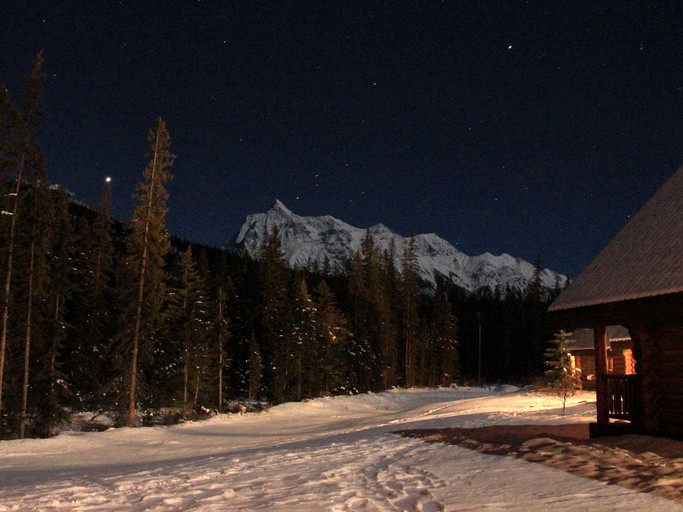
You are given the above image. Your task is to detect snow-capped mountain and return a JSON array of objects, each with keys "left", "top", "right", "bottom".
[{"left": 228, "top": 199, "right": 568, "bottom": 295}]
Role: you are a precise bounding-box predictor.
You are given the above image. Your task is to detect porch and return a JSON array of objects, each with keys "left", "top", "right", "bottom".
[{"left": 590, "top": 326, "right": 642, "bottom": 437}]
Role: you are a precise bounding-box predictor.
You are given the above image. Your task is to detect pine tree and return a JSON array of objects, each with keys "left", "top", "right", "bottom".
[
  {"left": 34, "top": 186, "right": 74, "bottom": 437},
  {"left": 200, "top": 247, "right": 234, "bottom": 412},
  {"left": 89, "top": 181, "right": 114, "bottom": 298},
  {"left": 14, "top": 52, "right": 50, "bottom": 439},
  {"left": 420, "top": 293, "right": 459, "bottom": 387},
  {"left": 257, "top": 227, "right": 291, "bottom": 402},
  {"left": 544, "top": 330, "right": 576, "bottom": 414},
  {"left": 347, "top": 250, "right": 374, "bottom": 392},
  {"left": 17, "top": 179, "right": 54, "bottom": 438},
  {"left": 361, "top": 231, "right": 392, "bottom": 390},
  {"left": 214, "top": 281, "right": 231, "bottom": 412},
  {"left": 351, "top": 235, "right": 381, "bottom": 391},
  {"left": 524, "top": 255, "right": 545, "bottom": 377},
  {"left": 400, "top": 236, "right": 420, "bottom": 387},
  {"left": 247, "top": 332, "right": 262, "bottom": 402},
  {"left": 0, "top": 52, "right": 46, "bottom": 430},
  {"left": 290, "top": 278, "right": 316, "bottom": 400},
  {"left": 0, "top": 87, "right": 20, "bottom": 175},
  {"left": 0, "top": 87, "right": 21, "bottom": 436},
  {"left": 314, "top": 280, "right": 349, "bottom": 395},
  {"left": 69, "top": 180, "right": 115, "bottom": 407},
  {"left": 117, "top": 117, "right": 174, "bottom": 426},
  {"left": 162, "top": 246, "right": 210, "bottom": 412},
  {"left": 380, "top": 240, "right": 400, "bottom": 388}
]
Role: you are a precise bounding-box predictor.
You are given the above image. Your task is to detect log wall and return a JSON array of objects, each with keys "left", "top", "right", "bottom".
[{"left": 636, "top": 323, "right": 683, "bottom": 438}]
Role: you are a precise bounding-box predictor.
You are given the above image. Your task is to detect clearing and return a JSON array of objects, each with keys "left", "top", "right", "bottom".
[{"left": 1, "top": 387, "right": 682, "bottom": 511}]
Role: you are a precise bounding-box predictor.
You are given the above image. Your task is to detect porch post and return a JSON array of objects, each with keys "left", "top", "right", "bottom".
[{"left": 594, "top": 325, "right": 609, "bottom": 424}]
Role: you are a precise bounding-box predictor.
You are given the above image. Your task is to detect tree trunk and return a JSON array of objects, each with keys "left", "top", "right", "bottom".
[
  {"left": 217, "top": 287, "right": 223, "bottom": 412},
  {"left": 296, "top": 351, "right": 302, "bottom": 401},
  {"left": 0, "top": 153, "right": 24, "bottom": 418},
  {"left": 46, "top": 294, "right": 61, "bottom": 437},
  {"left": 193, "top": 367, "right": 200, "bottom": 406},
  {"left": 182, "top": 275, "right": 189, "bottom": 410},
  {"left": 19, "top": 239, "right": 36, "bottom": 439},
  {"left": 183, "top": 342, "right": 189, "bottom": 408},
  {"left": 128, "top": 124, "right": 162, "bottom": 427}
]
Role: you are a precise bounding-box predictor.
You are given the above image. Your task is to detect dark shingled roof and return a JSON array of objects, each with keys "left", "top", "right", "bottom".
[
  {"left": 568, "top": 325, "right": 631, "bottom": 351},
  {"left": 550, "top": 165, "right": 683, "bottom": 312}
]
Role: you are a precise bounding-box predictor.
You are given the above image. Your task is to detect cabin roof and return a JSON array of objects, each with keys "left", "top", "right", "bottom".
[
  {"left": 550, "top": 165, "right": 683, "bottom": 313},
  {"left": 568, "top": 325, "right": 631, "bottom": 351}
]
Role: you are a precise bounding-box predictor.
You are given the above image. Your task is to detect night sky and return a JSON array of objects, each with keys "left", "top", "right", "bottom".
[{"left": 3, "top": 2, "right": 683, "bottom": 278}]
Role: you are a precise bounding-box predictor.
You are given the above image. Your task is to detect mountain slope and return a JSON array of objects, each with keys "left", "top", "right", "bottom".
[{"left": 228, "top": 199, "right": 567, "bottom": 295}]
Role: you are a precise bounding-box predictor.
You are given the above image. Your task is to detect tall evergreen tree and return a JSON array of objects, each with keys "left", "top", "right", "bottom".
[
  {"left": 380, "top": 240, "right": 400, "bottom": 388},
  {"left": 361, "top": 231, "right": 391, "bottom": 390},
  {"left": 257, "top": 228, "right": 291, "bottom": 402},
  {"left": 18, "top": 180, "right": 54, "bottom": 438},
  {"left": 0, "top": 87, "right": 21, "bottom": 436},
  {"left": 0, "top": 87, "right": 21, "bottom": 178},
  {"left": 420, "top": 293, "right": 459, "bottom": 386},
  {"left": 14, "top": 53, "right": 50, "bottom": 439},
  {"left": 400, "top": 236, "right": 420, "bottom": 387},
  {"left": 0, "top": 52, "right": 46, "bottom": 430},
  {"left": 290, "top": 278, "right": 316, "bottom": 400},
  {"left": 117, "top": 117, "right": 174, "bottom": 426},
  {"left": 199, "top": 248, "right": 234, "bottom": 411},
  {"left": 247, "top": 332, "right": 262, "bottom": 402},
  {"left": 314, "top": 280, "right": 349, "bottom": 395},
  {"left": 524, "top": 255, "right": 546, "bottom": 377},
  {"left": 162, "top": 246, "right": 210, "bottom": 412},
  {"left": 69, "top": 181, "right": 115, "bottom": 406},
  {"left": 346, "top": 250, "right": 374, "bottom": 392},
  {"left": 88, "top": 181, "right": 114, "bottom": 297},
  {"left": 34, "top": 186, "right": 74, "bottom": 437},
  {"left": 214, "top": 281, "right": 231, "bottom": 412}
]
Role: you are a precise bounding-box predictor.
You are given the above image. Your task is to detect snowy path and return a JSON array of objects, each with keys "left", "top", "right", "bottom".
[{"left": 1, "top": 387, "right": 681, "bottom": 511}]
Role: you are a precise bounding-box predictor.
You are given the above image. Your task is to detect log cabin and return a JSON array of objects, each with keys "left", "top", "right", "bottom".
[
  {"left": 549, "top": 165, "right": 683, "bottom": 438},
  {"left": 569, "top": 326, "right": 633, "bottom": 390}
]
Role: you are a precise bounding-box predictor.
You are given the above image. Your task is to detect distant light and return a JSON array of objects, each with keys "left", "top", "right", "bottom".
[{"left": 105, "top": 177, "right": 112, "bottom": 183}]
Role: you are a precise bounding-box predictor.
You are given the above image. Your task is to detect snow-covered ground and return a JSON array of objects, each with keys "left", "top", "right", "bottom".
[{"left": 1, "top": 387, "right": 680, "bottom": 511}]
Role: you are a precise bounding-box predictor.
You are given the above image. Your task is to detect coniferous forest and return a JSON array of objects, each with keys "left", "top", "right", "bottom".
[{"left": 0, "top": 54, "right": 559, "bottom": 439}]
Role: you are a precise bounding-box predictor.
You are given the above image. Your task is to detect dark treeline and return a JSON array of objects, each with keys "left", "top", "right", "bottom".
[
  {"left": 0, "top": 54, "right": 557, "bottom": 439},
  {"left": 450, "top": 269, "right": 562, "bottom": 386}
]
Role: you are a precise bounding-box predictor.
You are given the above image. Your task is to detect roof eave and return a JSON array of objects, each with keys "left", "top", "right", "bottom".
[{"left": 548, "top": 292, "right": 683, "bottom": 331}]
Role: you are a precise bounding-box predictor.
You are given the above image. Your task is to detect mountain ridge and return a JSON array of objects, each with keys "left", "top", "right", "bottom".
[{"left": 228, "top": 199, "right": 568, "bottom": 295}]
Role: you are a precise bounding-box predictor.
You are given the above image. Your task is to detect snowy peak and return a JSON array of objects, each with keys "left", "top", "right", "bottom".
[
  {"left": 228, "top": 201, "right": 568, "bottom": 295},
  {"left": 270, "top": 198, "right": 294, "bottom": 216}
]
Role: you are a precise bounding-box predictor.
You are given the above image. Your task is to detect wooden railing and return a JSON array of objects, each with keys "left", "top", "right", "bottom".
[{"left": 603, "top": 374, "right": 639, "bottom": 421}]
